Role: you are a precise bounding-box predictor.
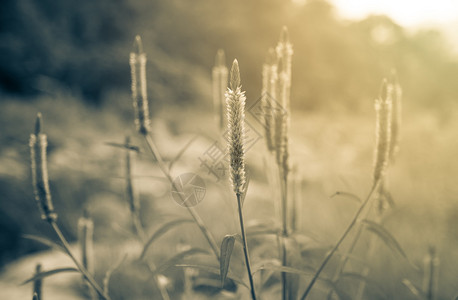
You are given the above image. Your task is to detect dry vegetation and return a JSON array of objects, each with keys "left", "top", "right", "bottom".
[{"left": 1, "top": 1, "right": 458, "bottom": 300}]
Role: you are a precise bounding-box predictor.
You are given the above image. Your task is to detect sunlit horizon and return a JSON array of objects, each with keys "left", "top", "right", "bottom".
[{"left": 293, "top": 0, "right": 458, "bottom": 27}]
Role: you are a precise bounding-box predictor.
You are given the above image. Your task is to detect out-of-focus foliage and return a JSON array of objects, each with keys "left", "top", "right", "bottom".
[{"left": 1, "top": 0, "right": 457, "bottom": 113}]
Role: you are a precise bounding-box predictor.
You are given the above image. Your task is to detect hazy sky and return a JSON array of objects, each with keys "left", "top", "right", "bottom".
[{"left": 329, "top": 0, "right": 458, "bottom": 26}]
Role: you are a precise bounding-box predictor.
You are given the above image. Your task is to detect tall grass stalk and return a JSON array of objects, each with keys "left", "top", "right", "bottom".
[
  {"left": 32, "top": 263, "right": 42, "bottom": 300},
  {"left": 77, "top": 210, "right": 97, "bottom": 300},
  {"left": 273, "top": 26, "right": 293, "bottom": 300},
  {"left": 301, "top": 79, "right": 393, "bottom": 300},
  {"left": 129, "top": 36, "right": 220, "bottom": 260},
  {"left": 262, "top": 48, "right": 277, "bottom": 153},
  {"left": 423, "top": 246, "right": 439, "bottom": 300},
  {"left": 123, "top": 137, "right": 171, "bottom": 300},
  {"left": 355, "top": 75, "right": 401, "bottom": 300},
  {"left": 226, "top": 59, "right": 257, "bottom": 300},
  {"left": 328, "top": 79, "right": 397, "bottom": 300},
  {"left": 29, "top": 113, "right": 109, "bottom": 300},
  {"left": 212, "top": 49, "right": 228, "bottom": 131},
  {"left": 30, "top": 113, "right": 56, "bottom": 223}
]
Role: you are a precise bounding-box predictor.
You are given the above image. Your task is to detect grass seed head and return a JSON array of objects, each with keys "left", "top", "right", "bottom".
[
  {"left": 373, "top": 79, "right": 393, "bottom": 184},
  {"left": 389, "top": 69, "right": 402, "bottom": 162},
  {"left": 30, "top": 113, "right": 57, "bottom": 222},
  {"left": 226, "top": 59, "right": 246, "bottom": 195},
  {"left": 130, "top": 35, "right": 151, "bottom": 135},
  {"left": 262, "top": 50, "right": 276, "bottom": 152}
]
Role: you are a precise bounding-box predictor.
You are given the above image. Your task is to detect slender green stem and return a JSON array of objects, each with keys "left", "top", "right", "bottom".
[
  {"left": 50, "top": 221, "right": 110, "bottom": 300},
  {"left": 279, "top": 170, "right": 289, "bottom": 300},
  {"left": 326, "top": 189, "right": 379, "bottom": 299},
  {"left": 126, "top": 139, "right": 170, "bottom": 300},
  {"left": 281, "top": 236, "right": 288, "bottom": 300},
  {"left": 300, "top": 180, "right": 380, "bottom": 300},
  {"left": 142, "top": 133, "right": 220, "bottom": 260},
  {"left": 236, "top": 193, "right": 257, "bottom": 300},
  {"left": 355, "top": 188, "right": 385, "bottom": 300}
]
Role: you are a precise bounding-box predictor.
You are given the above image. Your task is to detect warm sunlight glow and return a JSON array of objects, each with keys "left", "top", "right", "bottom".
[{"left": 330, "top": 0, "right": 458, "bottom": 26}]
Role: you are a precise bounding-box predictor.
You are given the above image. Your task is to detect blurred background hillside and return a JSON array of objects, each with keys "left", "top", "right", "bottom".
[{"left": 1, "top": 0, "right": 458, "bottom": 298}]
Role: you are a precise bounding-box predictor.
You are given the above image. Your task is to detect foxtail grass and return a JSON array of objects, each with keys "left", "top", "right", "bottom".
[
  {"left": 129, "top": 36, "right": 220, "bottom": 261},
  {"left": 262, "top": 48, "right": 277, "bottom": 152},
  {"left": 301, "top": 78, "right": 393, "bottom": 300},
  {"left": 29, "top": 114, "right": 111, "bottom": 300},
  {"left": 30, "top": 113, "right": 56, "bottom": 223},
  {"left": 130, "top": 35, "right": 151, "bottom": 135},
  {"left": 226, "top": 59, "right": 257, "bottom": 300}
]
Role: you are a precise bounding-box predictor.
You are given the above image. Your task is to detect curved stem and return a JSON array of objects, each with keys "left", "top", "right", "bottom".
[
  {"left": 50, "top": 221, "right": 110, "bottom": 300},
  {"left": 236, "top": 193, "right": 257, "bottom": 300},
  {"left": 143, "top": 134, "right": 220, "bottom": 260},
  {"left": 326, "top": 190, "right": 378, "bottom": 299},
  {"left": 300, "top": 180, "right": 380, "bottom": 300}
]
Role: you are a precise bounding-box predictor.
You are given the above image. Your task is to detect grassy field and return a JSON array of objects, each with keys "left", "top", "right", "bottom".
[{"left": 1, "top": 1, "right": 458, "bottom": 299}]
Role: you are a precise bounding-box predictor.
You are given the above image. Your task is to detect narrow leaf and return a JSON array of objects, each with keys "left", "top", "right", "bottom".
[
  {"left": 140, "top": 219, "right": 194, "bottom": 259},
  {"left": 23, "top": 234, "right": 66, "bottom": 254},
  {"left": 220, "top": 234, "right": 236, "bottom": 287},
  {"left": 252, "top": 262, "right": 315, "bottom": 276},
  {"left": 174, "top": 264, "right": 248, "bottom": 289},
  {"left": 22, "top": 267, "right": 79, "bottom": 285},
  {"left": 103, "top": 254, "right": 128, "bottom": 296},
  {"left": 155, "top": 248, "right": 209, "bottom": 274},
  {"left": 331, "top": 191, "right": 362, "bottom": 203},
  {"left": 362, "top": 220, "right": 417, "bottom": 269},
  {"left": 340, "top": 272, "right": 387, "bottom": 298},
  {"left": 241, "top": 175, "right": 250, "bottom": 206},
  {"left": 104, "top": 142, "right": 141, "bottom": 152},
  {"left": 402, "top": 279, "right": 426, "bottom": 299}
]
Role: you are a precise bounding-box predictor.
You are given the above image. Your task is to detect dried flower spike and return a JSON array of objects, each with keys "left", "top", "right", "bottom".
[
  {"left": 389, "top": 69, "right": 402, "bottom": 162},
  {"left": 226, "top": 59, "right": 246, "bottom": 195},
  {"left": 130, "top": 35, "right": 151, "bottom": 135},
  {"left": 30, "top": 113, "right": 57, "bottom": 222},
  {"left": 373, "top": 79, "right": 393, "bottom": 184},
  {"left": 262, "top": 49, "right": 277, "bottom": 152}
]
